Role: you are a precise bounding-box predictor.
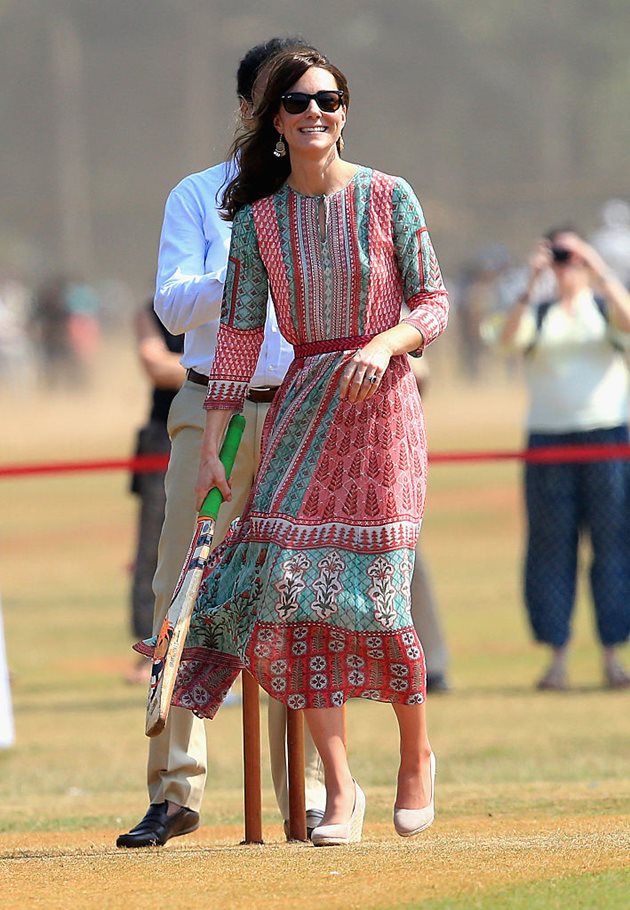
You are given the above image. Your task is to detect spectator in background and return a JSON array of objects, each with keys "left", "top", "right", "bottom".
[
  {"left": 455, "top": 244, "right": 510, "bottom": 380},
  {"left": 498, "top": 227, "right": 630, "bottom": 690},
  {"left": 0, "top": 273, "right": 35, "bottom": 388},
  {"left": 30, "top": 275, "right": 101, "bottom": 388},
  {"left": 30, "top": 275, "right": 75, "bottom": 387},
  {"left": 408, "top": 356, "right": 450, "bottom": 693},
  {"left": 589, "top": 199, "right": 630, "bottom": 290},
  {"left": 65, "top": 279, "right": 101, "bottom": 377},
  {"left": 126, "top": 302, "right": 185, "bottom": 685}
]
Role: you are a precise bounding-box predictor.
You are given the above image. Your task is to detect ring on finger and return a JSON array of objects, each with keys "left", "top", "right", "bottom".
[{"left": 364, "top": 374, "right": 379, "bottom": 384}]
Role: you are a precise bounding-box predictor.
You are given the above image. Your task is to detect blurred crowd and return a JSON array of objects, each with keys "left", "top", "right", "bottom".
[
  {"left": 0, "top": 272, "right": 134, "bottom": 391},
  {"left": 1, "top": 198, "right": 629, "bottom": 392}
]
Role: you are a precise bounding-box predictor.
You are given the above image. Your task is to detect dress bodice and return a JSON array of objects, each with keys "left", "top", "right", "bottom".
[{"left": 206, "top": 167, "right": 448, "bottom": 412}]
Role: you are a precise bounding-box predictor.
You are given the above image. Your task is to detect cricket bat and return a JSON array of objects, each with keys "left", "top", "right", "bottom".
[{"left": 145, "top": 413, "right": 246, "bottom": 737}]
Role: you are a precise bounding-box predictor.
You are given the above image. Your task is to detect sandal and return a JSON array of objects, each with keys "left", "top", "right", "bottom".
[
  {"left": 536, "top": 663, "right": 568, "bottom": 691},
  {"left": 604, "top": 659, "right": 630, "bottom": 690}
]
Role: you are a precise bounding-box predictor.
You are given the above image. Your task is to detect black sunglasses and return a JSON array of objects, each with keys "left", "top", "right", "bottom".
[{"left": 280, "top": 90, "right": 344, "bottom": 115}]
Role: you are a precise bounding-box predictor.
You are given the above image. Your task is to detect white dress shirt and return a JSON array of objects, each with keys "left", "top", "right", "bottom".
[{"left": 154, "top": 159, "right": 293, "bottom": 386}]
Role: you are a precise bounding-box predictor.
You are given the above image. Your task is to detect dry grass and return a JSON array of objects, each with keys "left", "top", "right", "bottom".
[
  {"left": 2, "top": 819, "right": 629, "bottom": 910},
  {"left": 1, "top": 340, "right": 629, "bottom": 908}
]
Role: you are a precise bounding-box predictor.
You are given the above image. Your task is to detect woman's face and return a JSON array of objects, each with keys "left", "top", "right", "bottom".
[{"left": 272, "top": 66, "right": 346, "bottom": 160}]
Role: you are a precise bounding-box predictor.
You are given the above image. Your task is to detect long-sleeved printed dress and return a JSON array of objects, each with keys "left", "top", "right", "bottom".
[{"left": 158, "top": 166, "right": 448, "bottom": 717}]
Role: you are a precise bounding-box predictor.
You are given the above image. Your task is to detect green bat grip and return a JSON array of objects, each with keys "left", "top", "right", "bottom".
[{"left": 199, "top": 414, "right": 247, "bottom": 520}]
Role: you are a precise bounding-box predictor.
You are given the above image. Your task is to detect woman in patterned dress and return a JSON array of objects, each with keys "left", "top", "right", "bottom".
[{"left": 170, "top": 48, "right": 449, "bottom": 844}]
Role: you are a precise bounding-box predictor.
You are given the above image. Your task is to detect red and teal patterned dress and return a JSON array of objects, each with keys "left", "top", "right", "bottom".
[{"left": 169, "top": 166, "right": 448, "bottom": 716}]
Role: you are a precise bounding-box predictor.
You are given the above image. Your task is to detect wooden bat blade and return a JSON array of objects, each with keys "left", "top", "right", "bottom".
[
  {"left": 145, "top": 518, "right": 214, "bottom": 737},
  {"left": 144, "top": 413, "right": 246, "bottom": 739}
]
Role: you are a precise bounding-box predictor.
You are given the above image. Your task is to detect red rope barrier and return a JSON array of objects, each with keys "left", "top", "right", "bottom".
[
  {"left": 430, "top": 443, "right": 630, "bottom": 465},
  {"left": 2, "top": 443, "right": 630, "bottom": 478},
  {"left": 0, "top": 454, "right": 169, "bottom": 478}
]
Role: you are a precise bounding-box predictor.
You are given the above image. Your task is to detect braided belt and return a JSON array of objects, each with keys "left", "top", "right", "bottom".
[{"left": 293, "top": 333, "right": 378, "bottom": 359}]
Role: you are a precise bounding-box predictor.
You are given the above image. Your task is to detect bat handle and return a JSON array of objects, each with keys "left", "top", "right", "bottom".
[{"left": 199, "top": 414, "right": 247, "bottom": 520}]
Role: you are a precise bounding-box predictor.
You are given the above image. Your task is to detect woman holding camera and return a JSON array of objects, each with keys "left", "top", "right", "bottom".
[{"left": 500, "top": 228, "right": 630, "bottom": 690}]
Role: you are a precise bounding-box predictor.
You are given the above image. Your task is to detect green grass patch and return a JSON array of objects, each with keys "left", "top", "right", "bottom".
[{"left": 413, "top": 869, "right": 630, "bottom": 910}]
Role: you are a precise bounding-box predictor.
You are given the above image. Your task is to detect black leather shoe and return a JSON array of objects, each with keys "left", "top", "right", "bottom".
[{"left": 116, "top": 802, "right": 200, "bottom": 848}]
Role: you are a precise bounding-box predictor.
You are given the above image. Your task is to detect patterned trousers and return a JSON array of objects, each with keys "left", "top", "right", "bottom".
[{"left": 524, "top": 424, "right": 630, "bottom": 647}]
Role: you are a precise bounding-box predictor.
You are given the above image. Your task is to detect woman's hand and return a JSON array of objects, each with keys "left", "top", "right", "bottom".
[
  {"left": 339, "top": 324, "right": 426, "bottom": 403},
  {"left": 550, "top": 231, "right": 630, "bottom": 332},
  {"left": 339, "top": 336, "right": 394, "bottom": 403},
  {"left": 194, "top": 409, "right": 234, "bottom": 511},
  {"left": 195, "top": 453, "right": 231, "bottom": 512},
  {"left": 528, "top": 240, "right": 551, "bottom": 282},
  {"left": 555, "top": 232, "right": 608, "bottom": 280}
]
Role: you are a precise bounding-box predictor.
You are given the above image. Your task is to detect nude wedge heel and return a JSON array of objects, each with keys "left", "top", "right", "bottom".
[{"left": 393, "top": 752, "right": 436, "bottom": 837}]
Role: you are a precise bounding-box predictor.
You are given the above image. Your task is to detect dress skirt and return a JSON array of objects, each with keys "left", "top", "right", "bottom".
[
  {"left": 136, "top": 167, "right": 449, "bottom": 718},
  {"left": 138, "top": 349, "right": 428, "bottom": 717}
]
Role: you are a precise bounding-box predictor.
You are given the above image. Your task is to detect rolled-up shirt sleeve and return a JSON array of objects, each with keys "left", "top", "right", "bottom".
[
  {"left": 204, "top": 206, "right": 268, "bottom": 412},
  {"left": 154, "top": 183, "right": 227, "bottom": 335},
  {"left": 392, "top": 178, "right": 449, "bottom": 355}
]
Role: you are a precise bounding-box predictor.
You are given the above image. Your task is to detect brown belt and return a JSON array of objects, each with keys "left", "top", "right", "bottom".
[
  {"left": 186, "top": 368, "right": 210, "bottom": 386},
  {"left": 186, "top": 369, "right": 279, "bottom": 403},
  {"left": 246, "top": 386, "right": 279, "bottom": 403}
]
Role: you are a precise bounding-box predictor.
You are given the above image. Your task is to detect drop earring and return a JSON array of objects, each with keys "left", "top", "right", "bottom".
[{"left": 273, "top": 134, "right": 287, "bottom": 158}]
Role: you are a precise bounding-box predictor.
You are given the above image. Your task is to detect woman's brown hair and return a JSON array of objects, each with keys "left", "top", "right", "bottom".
[{"left": 221, "top": 47, "right": 350, "bottom": 220}]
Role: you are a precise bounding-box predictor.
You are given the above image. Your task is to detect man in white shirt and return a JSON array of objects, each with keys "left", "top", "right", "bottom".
[{"left": 117, "top": 38, "right": 326, "bottom": 849}]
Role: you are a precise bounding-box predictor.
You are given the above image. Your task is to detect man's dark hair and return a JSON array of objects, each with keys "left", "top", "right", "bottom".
[{"left": 237, "top": 36, "right": 308, "bottom": 101}]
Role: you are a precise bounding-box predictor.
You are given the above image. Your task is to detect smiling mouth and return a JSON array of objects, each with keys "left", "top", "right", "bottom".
[{"left": 299, "top": 127, "right": 327, "bottom": 133}]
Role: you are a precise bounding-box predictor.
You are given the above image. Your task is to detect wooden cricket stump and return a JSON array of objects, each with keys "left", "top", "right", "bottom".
[
  {"left": 242, "top": 670, "right": 263, "bottom": 844},
  {"left": 241, "top": 670, "right": 307, "bottom": 844},
  {"left": 286, "top": 706, "right": 307, "bottom": 841}
]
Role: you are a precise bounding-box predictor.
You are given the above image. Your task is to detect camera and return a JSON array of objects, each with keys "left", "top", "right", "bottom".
[{"left": 551, "top": 246, "right": 571, "bottom": 263}]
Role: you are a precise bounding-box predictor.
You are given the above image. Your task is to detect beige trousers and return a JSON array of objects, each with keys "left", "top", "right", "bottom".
[{"left": 147, "top": 380, "right": 326, "bottom": 819}]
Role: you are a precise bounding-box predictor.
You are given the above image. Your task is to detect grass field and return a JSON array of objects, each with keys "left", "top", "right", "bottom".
[{"left": 1, "top": 341, "right": 628, "bottom": 908}]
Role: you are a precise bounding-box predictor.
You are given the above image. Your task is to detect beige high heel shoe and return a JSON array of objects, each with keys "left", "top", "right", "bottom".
[
  {"left": 393, "top": 752, "right": 436, "bottom": 837},
  {"left": 311, "top": 781, "right": 366, "bottom": 846}
]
